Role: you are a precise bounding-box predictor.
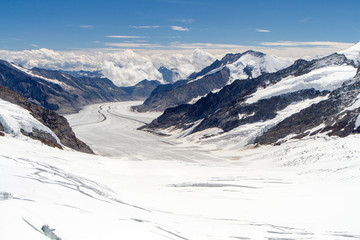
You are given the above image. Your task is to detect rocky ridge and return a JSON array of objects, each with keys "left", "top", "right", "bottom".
[
  {"left": 0, "top": 60, "right": 159, "bottom": 114},
  {"left": 140, "top": 52, "right": 359, "bottom": 147},
  {"left": 255, "top": 65, "right": 360, "bottom": 145},
  {"left": 0, "top": 86, "right": 93, "bottom": 153}
]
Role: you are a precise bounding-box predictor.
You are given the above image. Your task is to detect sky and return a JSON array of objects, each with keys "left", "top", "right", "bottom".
[
  {"left": 1, "top": 0, "right": 359, "bottom": 52},
  {"left": 0, "top": 0, "right": 359, "bottom": 86}
]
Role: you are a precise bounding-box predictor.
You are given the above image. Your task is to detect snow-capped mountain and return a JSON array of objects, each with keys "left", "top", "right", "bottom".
[
  {"left": 0, "top": 86, "right": 93, "bottom": 153},
  {"left": 133, "top": 50, "right": 291, "bottom": 112},
  {"left": 339, "top": 41, "right": 360, "bottom": 65},
  {"left": 140, "top": 44, "right": 360, "bottom": 149}
]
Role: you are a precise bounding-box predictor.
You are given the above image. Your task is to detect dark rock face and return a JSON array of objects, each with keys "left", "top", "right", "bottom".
[
  {"left": 0, "top": 86, "right": 93, "bottom": 153},
  {"left": 188, "top": 60, "right": 222, "bottom": 80},
  {"left": 0, "top": 60, "right": 132, "bottom": 114},
  {"left": 158, "top": 66, "right": 181, "bottom": 83},
  {"left": 134, "top": 68, "right": 230, "bottom": 112},
  {"left": 141, "top": 53, "right": 358, "bottom": 145},
  {"left": 21, "top": 128, "right": 62, "bottom": 149},
  {"left": 134, "top": 50, "right": 271, "bottom": 112},
  {"left": 122, "top": 79, "right": 161, "bottom": 99},
  {"left": 0, "top": 122, "right": 4, "bottom": 136},
  {"left": 255, "top": 69, "right": 360, "bottom": 145}
]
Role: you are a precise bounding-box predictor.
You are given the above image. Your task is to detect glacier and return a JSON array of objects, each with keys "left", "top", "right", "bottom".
[{"left": 1, "top": 100, "right": 359, "bottom": 240}]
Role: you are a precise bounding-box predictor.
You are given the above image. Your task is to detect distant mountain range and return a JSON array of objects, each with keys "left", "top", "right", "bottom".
[
  {"left": 133, "top": 50, "right": 291, "bottom": 112},
  {"left": 0, "top": 60, "right": 160, "bottom": 113},
  {"left": 140, "top": 43, "right": 360, "bottom": 147}
]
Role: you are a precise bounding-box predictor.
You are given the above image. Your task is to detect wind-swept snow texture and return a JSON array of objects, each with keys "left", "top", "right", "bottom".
[{"left": 1, "top": 101, "right": 360, "bottom": 240}]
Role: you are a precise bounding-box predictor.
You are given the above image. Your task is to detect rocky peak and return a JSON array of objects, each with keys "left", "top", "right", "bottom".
[
  {"left": 158, "top": 66, "right": 181, "bottom": 83},
  {"left": 220, "top": 50, "right": 265, "bottom": 65},
  {"left": 311, "top": 53, "right": 355, "bottom": 69}
]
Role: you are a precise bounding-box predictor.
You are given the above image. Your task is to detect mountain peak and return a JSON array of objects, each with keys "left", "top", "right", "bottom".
[
  {"left": 339, "top": 41, "right": 360, "bottom": 64},
  {"left": 221, "top": 50, "right": 266, "bottom": 65}
]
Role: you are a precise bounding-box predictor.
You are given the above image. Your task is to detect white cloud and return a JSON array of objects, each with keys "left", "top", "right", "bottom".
[
  {"left": 256, "top": 28, "right": 271, "bottom": 33},
  {"left": 0, "top": 48, "right": 215, "bottom": 86},
  {"left": 129, "top": 25, "right": 160, "bottom": 29},
  {"left": 106, "top": 35, "right": 149, "bottom": 39},
  {"left": 170, "top": 26, "right": 190, "bottom": 31},
  {"left": 100, "top": 50, "right": 163, "bottom": 86},
  {"left": 79, "top": 25, "right": 96, "bottom": 29}
]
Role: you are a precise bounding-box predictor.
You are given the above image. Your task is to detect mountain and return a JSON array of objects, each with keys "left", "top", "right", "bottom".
[
  {"left": 121, "top": 79, "right": 161, "bottom": 100},
  {"left": 0, "top": 86, "right": 93, "bottom": 153},
  {"left": 133, "top": 50, "right": 291, "bottom": 112},
  {"left": 60, "top": 70, "right": 103, "bottom": 78},
  {"left": 255, "top": 65, "right": 360, "bottom": 145},
  {"left": 140, "top": 47, "right": 360, "bottom": 148},
  {"left": 0, "top": 60, "right": 159, "bottom": 114},
  {"left": 158, "top": 66, "right": 181, "bottom": 83}
]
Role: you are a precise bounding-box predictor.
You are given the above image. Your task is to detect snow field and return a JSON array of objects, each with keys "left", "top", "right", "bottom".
[{"left": 1, "top": 101, "right": 360, "bottom": 240}]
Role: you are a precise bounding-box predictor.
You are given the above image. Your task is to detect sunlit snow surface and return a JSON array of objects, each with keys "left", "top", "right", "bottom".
[
  {"left": 1, "top": 101, "right": 360, "bottom": 240},
  {"left": 246, "top": 65, "right": 357, "bottom": 104}
]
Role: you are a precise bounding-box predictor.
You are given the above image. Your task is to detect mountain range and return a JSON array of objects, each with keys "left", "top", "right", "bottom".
[
  {"left": 0, "top": 60, "right": 160, "bottom": 114},
  {"left": 133, "top": 50, "right": 291, "bottom": 112},
  {"left": 140, "top": 43, "right": 360, "bottom": 148},
  {"left": 1, "top": 42, "right": 360, "bottom": 151}
]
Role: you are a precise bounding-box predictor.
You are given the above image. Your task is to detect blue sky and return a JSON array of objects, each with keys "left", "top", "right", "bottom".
[{"left": 0, "top": 0, "right": 359, "bottom": 51}]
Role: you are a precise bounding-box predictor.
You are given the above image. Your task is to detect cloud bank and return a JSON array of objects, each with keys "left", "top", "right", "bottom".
[{"left": 0, "top": 48, "right": 215, "bottom": 86}]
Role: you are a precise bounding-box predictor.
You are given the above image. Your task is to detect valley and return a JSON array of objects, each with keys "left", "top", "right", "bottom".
[{"left": 1, "top": 1, "right": 360, "bottom": 239}]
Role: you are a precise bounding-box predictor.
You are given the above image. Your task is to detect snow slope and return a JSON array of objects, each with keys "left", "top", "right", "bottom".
[
  {"left": 0, "top": 98, "right": 61, "bottom": 144},
  {"left": 1, "top": 101, "right": 360, "bottom": 240},
  {"left": 339, "top": 41, "right": 360, "bottom": 65},
  {"left": 227, "top": 52, "right": 291, "bottom": 83},
  {"left": 182, "top": 95, "right": 329, "bottom": 149},
  {"left": 188, "top": 51, "right": 291, "bottom": 85},
  {"left": 10, "top": 63, "right": 69, "bottom": 88},
  {"left": 246, "top": 65, "right": 356, "bottom": 104}
]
